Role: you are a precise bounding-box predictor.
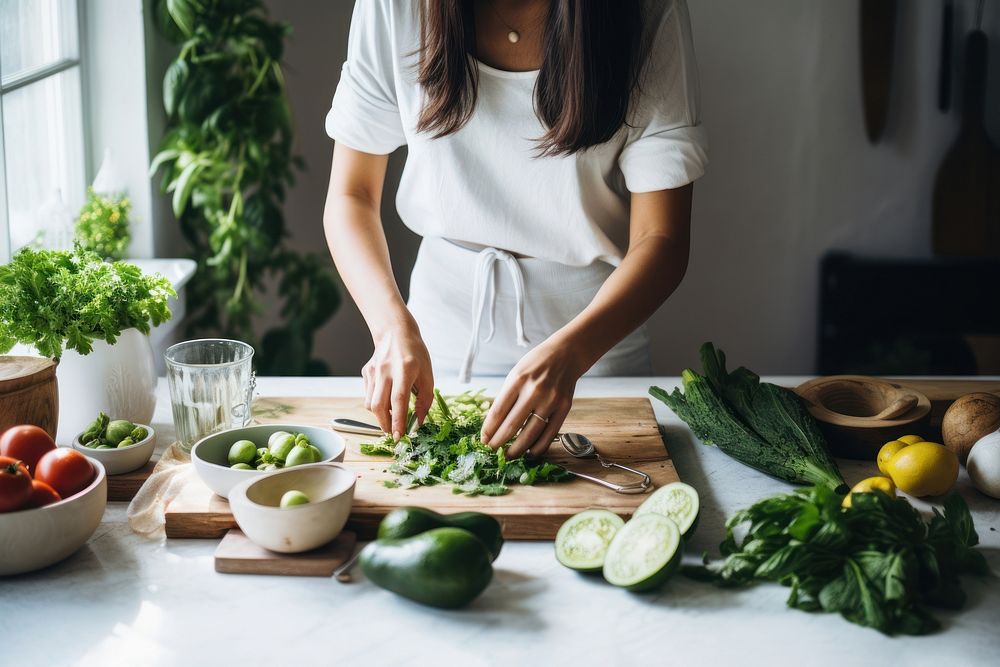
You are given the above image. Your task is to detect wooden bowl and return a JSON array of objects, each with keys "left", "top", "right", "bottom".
[
  {"left": 0, "top": 356, "right": 58, "bottom": 439},
  {"left": 795, "top": 375, "right": 932, "bottom": 459}
]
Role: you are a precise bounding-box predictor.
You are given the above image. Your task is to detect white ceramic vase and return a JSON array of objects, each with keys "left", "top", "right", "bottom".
[{"left": 54, "top": 328, "right": 157, "bottom": 445}]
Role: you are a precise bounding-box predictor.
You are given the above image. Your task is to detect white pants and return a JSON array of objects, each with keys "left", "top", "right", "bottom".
[{"left": 407, "top": 237, "right": 652, "bottom": 381}]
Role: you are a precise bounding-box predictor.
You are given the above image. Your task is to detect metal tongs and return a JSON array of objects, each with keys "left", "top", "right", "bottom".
[{"left": 557, "top": 432, "right": 652, "bottom": 494}]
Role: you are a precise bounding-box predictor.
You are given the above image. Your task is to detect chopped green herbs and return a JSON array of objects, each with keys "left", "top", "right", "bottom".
[
  {"left": 361, "top": 390, "right": 568, "bottom": 496},
  {"left": 685, "top": 485, "right": 988, "bottom": 635}
]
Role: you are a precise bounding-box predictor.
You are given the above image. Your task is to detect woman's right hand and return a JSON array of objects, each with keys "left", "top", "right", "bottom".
[{"left": 362, "top": 318, "right": 435, "bottom": 441}]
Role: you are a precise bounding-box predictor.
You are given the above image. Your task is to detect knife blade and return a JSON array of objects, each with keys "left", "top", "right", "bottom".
[{"left": 329, "top": 418, "right": 384, "bottom": 437}]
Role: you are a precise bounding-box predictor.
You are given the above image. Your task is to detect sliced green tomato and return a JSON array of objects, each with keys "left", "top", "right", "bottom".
[
  {"left": 602, "top": 514, "right": 682, "bottom": 591},
  {"left": 554, "top": 509, "right": 625, "bottom": 572},
  {"left": 633, "top": 481, "right": 700, "bottom": 537}
]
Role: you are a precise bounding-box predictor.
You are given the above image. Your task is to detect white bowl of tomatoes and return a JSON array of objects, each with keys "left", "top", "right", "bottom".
[{"left": 1, "top": 426, "right": 108, "bottom": 576}]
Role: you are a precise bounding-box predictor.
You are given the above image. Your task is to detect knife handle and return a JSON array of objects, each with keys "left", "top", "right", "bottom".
[{"left": 329, "top": 418, "right": 384, "bottom": 436}]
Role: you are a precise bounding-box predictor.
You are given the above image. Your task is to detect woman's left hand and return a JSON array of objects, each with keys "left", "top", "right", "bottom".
[{"left": 480, "top": 338, "right": 584, "bottom": 458}]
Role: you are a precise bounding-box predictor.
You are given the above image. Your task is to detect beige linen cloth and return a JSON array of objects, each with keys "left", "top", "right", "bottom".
[{"left": 127, "top": 443, "right": 194, "bottom": 538}]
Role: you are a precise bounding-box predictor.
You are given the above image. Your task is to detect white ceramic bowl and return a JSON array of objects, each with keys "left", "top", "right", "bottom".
[
  {"left": 229, "top": 463, "right": 357, "bottom": 553},
  {"left": 191, "top": 424, "right": 345, "bottom": 499},
  {"left": 0, "top": 458, "right": 108, "bottom": 576},
  {"left": 72, "top": 425, "right": 156, "bottom": 475}
]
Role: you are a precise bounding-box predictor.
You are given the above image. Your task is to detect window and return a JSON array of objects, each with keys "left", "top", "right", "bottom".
[{"left": 0, "top": 0, "right": 87, "bottom": 261}]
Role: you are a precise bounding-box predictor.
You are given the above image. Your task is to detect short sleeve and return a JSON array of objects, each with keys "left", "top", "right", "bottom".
[
  {"left": 618, "top": 0, "right": 708, "bottom": 193},
  {"left": 325, "top": 0, "right": 406, "bottom": 154}
]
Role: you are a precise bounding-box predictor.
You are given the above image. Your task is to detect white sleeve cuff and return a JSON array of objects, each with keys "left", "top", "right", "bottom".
[
  {"left": 325, "top": 63, "right": 406, "bottom": 155},
  {"left": 618, "top": 123, "right": 708, "bottom": 193}
]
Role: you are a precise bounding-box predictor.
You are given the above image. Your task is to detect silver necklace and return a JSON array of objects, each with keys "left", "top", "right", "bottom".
[{"left": 486, "top": 0, "right": 521, "bottom": 44}]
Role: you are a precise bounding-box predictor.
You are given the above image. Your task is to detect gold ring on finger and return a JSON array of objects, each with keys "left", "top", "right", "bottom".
[{"left": 528, "top": 410, "right": 549, "bottom": 424}]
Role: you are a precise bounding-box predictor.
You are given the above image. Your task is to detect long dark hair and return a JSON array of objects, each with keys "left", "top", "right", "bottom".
[{"left": 416, "top": 1, "right": 644, "bottom": 156}]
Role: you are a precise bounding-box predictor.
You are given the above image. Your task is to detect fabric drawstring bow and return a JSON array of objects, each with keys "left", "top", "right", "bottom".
[{"left": 458, "top": 247, "right": 530, "bottom": 383}]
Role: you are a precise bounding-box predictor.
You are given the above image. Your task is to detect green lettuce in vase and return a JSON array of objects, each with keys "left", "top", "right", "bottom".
[
  {"left": 0, "top": 245, "right": 174, "bottom": 359},
  {"left": 0, "top": 245, "right": 176, "bottom": 444}
]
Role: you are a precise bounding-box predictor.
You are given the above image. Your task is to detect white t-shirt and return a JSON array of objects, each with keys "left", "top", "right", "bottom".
[{"left": 326, "top": 0, "right": 708, "bottom": 267}]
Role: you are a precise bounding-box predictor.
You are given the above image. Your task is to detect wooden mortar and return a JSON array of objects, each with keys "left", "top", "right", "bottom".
[
  {"left": 0, "top": 356, "right": 59, "bottom": 439},
  {"left": 795, "top": 375, "right": 931, "bottom": 459}
]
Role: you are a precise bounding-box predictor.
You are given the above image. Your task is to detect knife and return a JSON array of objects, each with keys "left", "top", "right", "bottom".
[
  {"left": 329, "top": 418, "right": 385, "bottom": 437},
  {"left": 330, "top": 412, "right": 419, "bottom": 437}
]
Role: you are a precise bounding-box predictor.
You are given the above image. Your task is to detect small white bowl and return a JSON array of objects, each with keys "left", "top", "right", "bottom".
[
  {"left": 229, "top": 463, "right": 356, "bottom": 553},
  {"left": 191, "top": 424, "right": 345, "bottom": 499},
  {"left": 0, "top": 458, "right": 108, "bottom": 576},
  {"left": 72, "top": 425, "right": 156, "bottom": 475}
]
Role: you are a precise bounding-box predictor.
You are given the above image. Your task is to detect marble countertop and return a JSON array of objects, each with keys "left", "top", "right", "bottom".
[{"left": 2, "top": 376, "right": 998, "bottom": 667}]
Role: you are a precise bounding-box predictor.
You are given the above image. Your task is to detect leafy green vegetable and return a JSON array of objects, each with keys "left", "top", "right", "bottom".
[
  {"left": 685, "top": 486, "right": 988, "bottom": 635},
  {"left": 75, "top": 188, "right": 131, "bottom": 260},
  {"left": 150, "top": 0, "right": 338, "bottom": 375},
  {"left": 362, "top": 390, "right": 569, "bottom": 496},
  {"left": 0, "top": 246, "right": 175, "bottom": 359},
  {"left": 79, "top": 411, "right": 149, "bottom": 448},
  {"left": 359, "top": 443, "right": 395, "bottom": 457},
  {"left": 651, "top": 342, "right": 845, "bottom": 491}
]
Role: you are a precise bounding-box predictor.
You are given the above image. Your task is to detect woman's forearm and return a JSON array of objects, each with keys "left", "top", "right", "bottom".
[
  {"left": 324, "top": 146, "right": 435, "bottom": 435},
  {"left": 558, "top": 235, "right": 688, "bottom": 370},
  {"left": 323, "top": 150, "right": 414, "bottom": 339},
  {"left": 554, "top": 186, "right": 693, "bottom": 373},
  {"left": 480, "top": 226, "right": 689, "bottom": 452}
]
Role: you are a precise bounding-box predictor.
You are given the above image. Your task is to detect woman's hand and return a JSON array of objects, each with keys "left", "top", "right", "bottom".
[
  {"left": 480, "top": 337, "right": 584, "bottom": 458},
  {"left": 363, "top": 319, "right": 435, "bottom": 441},
  {"left": 477, "top": 188, "right": 693, "bottom": 456}
]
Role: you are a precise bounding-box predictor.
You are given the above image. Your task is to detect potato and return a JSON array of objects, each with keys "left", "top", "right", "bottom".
[{"left": 941, "top": 393, "right": 1000, "bottom": 465}]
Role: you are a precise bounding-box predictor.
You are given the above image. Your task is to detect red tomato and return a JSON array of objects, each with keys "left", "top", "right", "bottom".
[
  {"left": 0, "top": 425, "right": 56, "bottom": 475},
  {"left": 0, "top": 455, "right": 33, "bottom": 512},
  {"left": 24, "top": 478, "right": 62, "bottom": 508},
  {"left": 34, "top": 448, "right": 94, "bottom": 499}
]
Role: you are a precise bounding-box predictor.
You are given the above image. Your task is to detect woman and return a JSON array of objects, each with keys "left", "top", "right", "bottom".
[{"left": 324, "top": 0, "right": 707, "bottom": 458}]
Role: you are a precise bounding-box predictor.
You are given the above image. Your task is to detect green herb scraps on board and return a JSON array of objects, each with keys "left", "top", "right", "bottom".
[
  {"left": 75, "top": 188, "right": 132, "bottom": 260},
  {"left": 651, "top": 342, "right": 846, "bottom": 491},
  {"left": 0, "top": 245, "right": 175, "bottom": 359},
  {"left": 685, "top": 485, "right": 988, "bottom": 635},
  {"left": 360, "top": 390, "right": 569, "bottom": 496}
]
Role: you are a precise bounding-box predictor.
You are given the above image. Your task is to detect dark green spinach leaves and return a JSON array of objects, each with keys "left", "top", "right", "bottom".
[{"left": 686, "top": 486, "right": 988, "bottom": 635}]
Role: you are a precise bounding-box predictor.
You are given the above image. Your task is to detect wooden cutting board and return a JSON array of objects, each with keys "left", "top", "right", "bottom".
[
  {"left": 107, "top": 461, "right": 157, "bottom": 501},
  {"left": 165, "top": 396, "right": 678, "bottom": 540},
  {"left": 883, "top": 379, "right": 1000, "bottom": 428},
  {"left": 214, "top": 529, "right": 357, "bottom": 577}
]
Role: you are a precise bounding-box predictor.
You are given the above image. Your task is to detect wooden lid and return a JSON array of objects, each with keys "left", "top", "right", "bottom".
[{"left": 0, "top": 356, "right": 58, "bottom": 394}]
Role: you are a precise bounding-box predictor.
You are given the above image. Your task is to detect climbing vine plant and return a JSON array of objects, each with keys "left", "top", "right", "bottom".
[{"left": 151, "top": 0, "right": 338, "bottom": 375}]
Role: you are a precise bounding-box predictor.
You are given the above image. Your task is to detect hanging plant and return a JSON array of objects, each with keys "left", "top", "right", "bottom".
[{"left": 150, "top": 0, "right": 338, "bottom": 375}]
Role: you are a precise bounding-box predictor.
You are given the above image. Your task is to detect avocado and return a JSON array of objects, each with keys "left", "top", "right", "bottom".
[
  {"left": 376, "top": 507, "right": 504, "bottom": 561},
  {"left": 359, "top": 527, "right": 493, "bottom": 609}
]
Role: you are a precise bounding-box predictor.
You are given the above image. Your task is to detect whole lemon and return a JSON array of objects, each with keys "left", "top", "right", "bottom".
[
  {"left": 877, "top": 440, "right": 908, "bottom": 474},
  {"left": 842, "top": 475, "right": 896, "bottom": 508},
  {"left": 898, "top": 434, "right": 925, "bottom": 445},
  {"left": 885, "top": 442, "right": 959, "bottom": 497}
]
